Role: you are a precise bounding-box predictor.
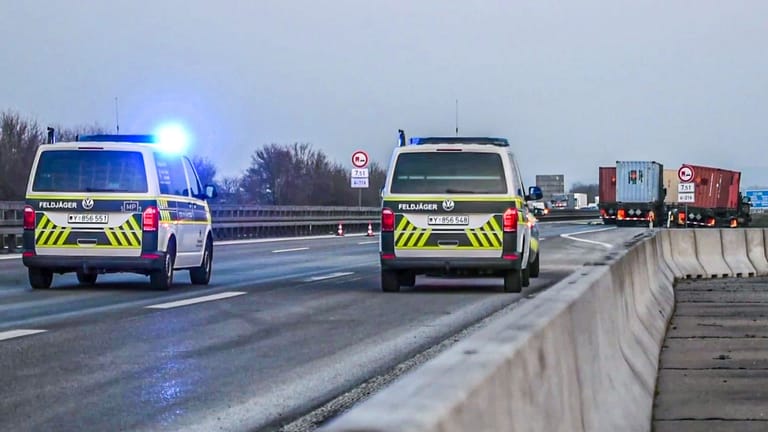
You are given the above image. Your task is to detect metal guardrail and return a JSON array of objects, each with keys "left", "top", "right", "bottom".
[{"left": 0, "top": 200, "right": 600, "bottom": 251}]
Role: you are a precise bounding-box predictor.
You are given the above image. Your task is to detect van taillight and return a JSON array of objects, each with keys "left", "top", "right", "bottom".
[
  {"left": 23, "top": 206, "right": 35, "bottom": 230},
  {"left": 503, "top": 208, "right": 518, "bottom": 232},
  {"left": 382, "top": 208, "right": 395, "bottom": 232},
  {"left": 143, "top": 206, "right": 159, "bottom": 231}
]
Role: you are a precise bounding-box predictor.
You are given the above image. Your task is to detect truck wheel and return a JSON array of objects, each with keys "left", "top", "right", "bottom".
[
  {"left": 530, "top": 253, "right": 540, "bottom": 278},
  {"left": 381, "top": 270, "right": 400, "bottom": 292},
  {"left": 189, "top": 239, "right": 213, "bottom": 285},
  {"left": 76, "top": 270, "right": 98, "bottom": 285},
  {"left": 150, "top": 241, "right": 175, "bottom": 291},
  {"left": 503, "top": 270, "right": 522, "bottom": 293},
  {"left": 29, "top": 268, "right": 53, "bottom": 289}
]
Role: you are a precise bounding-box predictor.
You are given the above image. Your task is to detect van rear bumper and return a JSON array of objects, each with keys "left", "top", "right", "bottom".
[
  {"left": 22, "top": 251, "right": 167, "bottom": 273},
  {"left": 380, "top": 255, "right": 522, "bottom": 272}
]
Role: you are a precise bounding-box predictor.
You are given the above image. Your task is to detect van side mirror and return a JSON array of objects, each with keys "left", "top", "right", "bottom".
[
  {"left": 204, "top": 184, "right": 218, "bottom": 200},
  {"left": 527, "top": 186, "right": 543, "bottom": 201}
]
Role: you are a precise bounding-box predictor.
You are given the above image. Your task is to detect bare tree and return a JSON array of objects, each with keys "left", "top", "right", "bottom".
[
  {"left": 0, "top": 111, "right": 44, "bottom": 200},
  {"left": 191, "top": 156, "right": 217, "bottom": 187}
]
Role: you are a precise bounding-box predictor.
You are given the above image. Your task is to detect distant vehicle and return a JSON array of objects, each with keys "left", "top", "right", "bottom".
[
  {"left": 666, "top": 164, "right": 751, "bottom": 228},
  {"left": 598, "top": 166, "right": 617, "bottom": 224},
  {"left": 379, "top": 134, "right": 543, "bottom": 293},
  {"left": 615, "top": 161, "right": 666, "bottom": 227}
]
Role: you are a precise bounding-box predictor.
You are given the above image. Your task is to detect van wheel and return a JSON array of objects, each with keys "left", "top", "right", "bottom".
[
  {"left": 503, "top": 270, "right": 522, "bottom": 293},
  {"left": 530, "top": 253, "right": 540, "bottom": 278},
  {"left": 76, "top": 270, "right": 98, "bottom": 285},
  {"left": 29, "top": 268, "right": 53, "bottom": 289},
  {"left": 522, "top": 265, "right": 531, "bottom": 287},
  {"left": 151, "top": 241, "right": 175, "bottom": 291},
  {"left": 381, "top": 270, "right": 400, "bottom": 292},
  {"left": 190, "top": 239, "right": 213, "bottom": 285}
]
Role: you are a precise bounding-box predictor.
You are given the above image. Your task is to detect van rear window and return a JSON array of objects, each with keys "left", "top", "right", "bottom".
[
  {"left": 390, "top": 152, "right": 507, "bottom": 194},
  {"left": 32, "top": 150, "right": 148, "bottom": 193}
]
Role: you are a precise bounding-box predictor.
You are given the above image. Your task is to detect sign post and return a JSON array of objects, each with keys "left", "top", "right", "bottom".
[{"left": 351, "top": 150, "right": 370, "bottom": 207}]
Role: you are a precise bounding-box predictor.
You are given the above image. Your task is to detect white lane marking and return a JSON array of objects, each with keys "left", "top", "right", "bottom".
[
  {"left": 272, "top": 247, "right": 309, "bottom": 253},
  {"left": 560, "top": 227, "right": 615, "bottom": 249},
  {"left": 0, "top": 329, "right": 47, "bottom": 341},
  {"left": 303, "top": 272, "right": 354, "bottom": 282},
  {"left": 146, "top": 291, "right": 247, "bottom": 309},
  {"left": 216, "top": 233, "right": 368, "bottom": 246},
  {"left": 357, "top": 240, "right": 378, "bottom": 245},
  {"left": 0, "top": 254, "right": 21, "bottom": 261}
]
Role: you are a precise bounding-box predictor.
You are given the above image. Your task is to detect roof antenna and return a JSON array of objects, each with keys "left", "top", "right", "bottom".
[
  {"left": 114, "top": 96, "right": 120, "bottom": 134},
  {"left": 455, "top": 99, "right": 459, "bottom": 136}
]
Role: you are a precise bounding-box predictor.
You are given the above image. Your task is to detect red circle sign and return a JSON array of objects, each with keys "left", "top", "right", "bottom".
[
  {"left": 352, "top": 150, "right": 369, "bottom": 168},
  {"left": 678, "top": 164, "right": 694, "bottom": 182}
]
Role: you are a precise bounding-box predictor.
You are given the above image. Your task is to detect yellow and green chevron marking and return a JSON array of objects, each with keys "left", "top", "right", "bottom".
[
  {"left": 34, "top": 215, "right": 72, "bottom": 246},
  {"left": 395, "top": 217, "right": 432, "bottom": 248},
  {"left": 35, "top": 215, "right": 142, "bottom": 248},
  {"left": 103, "top": 216, "right": 143, "bottom": 247},
  {"left": 464, "top": 217, "right": 503, "bottom": 249}
]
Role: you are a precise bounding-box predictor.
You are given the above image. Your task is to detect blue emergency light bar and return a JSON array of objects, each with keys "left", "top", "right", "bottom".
[
  {"left": 77, "top": 134, "right": 157, "bottom": 143},
  {"left": 408, "top": 137, "right": 509, "bottom": 147}
]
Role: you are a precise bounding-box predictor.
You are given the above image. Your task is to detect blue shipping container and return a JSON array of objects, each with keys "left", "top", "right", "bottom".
[{"left": 616, "top": 161, "right": 664, "bottom": 203}]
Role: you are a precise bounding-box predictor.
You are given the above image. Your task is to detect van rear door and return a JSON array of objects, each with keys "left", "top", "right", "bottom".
[
  {"left": 385, "top": 150, "right": 511, "bottom": 259},
  {"left": 25, "top": 149, "right": 150, "bottom": 257}
]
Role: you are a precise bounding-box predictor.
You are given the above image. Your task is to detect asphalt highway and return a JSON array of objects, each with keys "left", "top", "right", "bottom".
[{"left": 0, "top": 222, "right": 644, "bottom": 432}]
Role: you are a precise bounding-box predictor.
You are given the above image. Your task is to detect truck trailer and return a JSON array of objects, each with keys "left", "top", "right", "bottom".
[
  {"left": 598, "top": 166, "right": 617, "bottom": 224},
  {"left": 666, "top": 164, "right": 751, "bottom": 228},
  {"left": 615, "top": 161, "right": 666, "bottom": 227}
]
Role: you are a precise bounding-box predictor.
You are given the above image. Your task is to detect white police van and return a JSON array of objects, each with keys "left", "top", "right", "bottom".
[
  {"left": 21, "top": 132, "right": 217, "bottom": 291},
  {"left": 379, "top": 134, "right": 543, "bottom": 293}
]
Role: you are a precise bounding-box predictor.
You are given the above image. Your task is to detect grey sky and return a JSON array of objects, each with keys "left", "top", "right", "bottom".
[{"left": 3, "top": 1, "right": 768, "bottom": 189}]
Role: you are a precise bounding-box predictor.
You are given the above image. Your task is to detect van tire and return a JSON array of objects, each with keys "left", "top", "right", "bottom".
[
  {"left": 503, "top": 269, "right": 522, "bottom": 293},
  {"left": 381, "top": 270, "right": 400, "bottom": 292},
  {"left": 522, "top": 264, "right": 530, "bottom": 287},
  {"left": 151, "top": 240, "right": 175, "bottom": 291},
  {"left": 76, "top": 270, "right": 98, "bottom": 285},
  {"left": 530, "top": 253, "right": 540, "bottom": 278},
  {"left": 190, "top": 238, "right": 213, "bottom": 285},
  {"left": 29, "top": 268, "right": 53, "bottom": 289}
]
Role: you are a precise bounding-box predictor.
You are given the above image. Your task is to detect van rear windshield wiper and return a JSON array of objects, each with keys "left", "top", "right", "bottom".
[{"left": 445, "top": 188, "right": 500, "bottom": 194}]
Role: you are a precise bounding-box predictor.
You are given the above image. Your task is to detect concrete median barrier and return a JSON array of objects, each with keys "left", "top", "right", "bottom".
[
  {"left": 720, "top": 229, "right": 756, "bottom": 277},
  {"left": 667, "top": 230, "right": 706, "bottom": 279},
  {"left": 694, "top": 229, "right": 732, "bottom": 278},
  {"left": 320, "top": 233, "right": 674, "bottom": 432},
  {"left": 658, "top": 229, "right": 683, "bottom": 280},
  {"left": 745, "top": 229, "right": 768, "bottom": 276}
]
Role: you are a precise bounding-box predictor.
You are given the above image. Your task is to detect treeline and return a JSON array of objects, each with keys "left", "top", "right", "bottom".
[{"left": 0, "top": 110, "right": 387, "bottom": 206}]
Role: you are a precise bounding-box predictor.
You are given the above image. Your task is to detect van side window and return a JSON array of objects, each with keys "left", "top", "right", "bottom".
[
  {"left": 182, "top": 157, "right": 201, "bottom": 198},
  {"left": 155, "top": 154, "right": 189, "bottom": 197}
]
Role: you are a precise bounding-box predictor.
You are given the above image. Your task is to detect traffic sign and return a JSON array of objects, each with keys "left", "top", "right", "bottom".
[
  {"left": 678, "top": 165, "right": 694, "bottom": 182},
  {"left": 678, "top": 192, "right": 695, "bottom": 203},
  {"left": 352, "top": 150, "right": 369, "bottom": 168},
  {"left": 678, "top": 183, "right": 695, "bottom": 193},
  {"left": 351, "top": 177, "right": 369, "bottom": 188},
  {"left": 746, "top": 190, "right": 768, "bottom": 209},
  {"left": 351, "top": 168, "right": 369, "bottom": 178}
]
